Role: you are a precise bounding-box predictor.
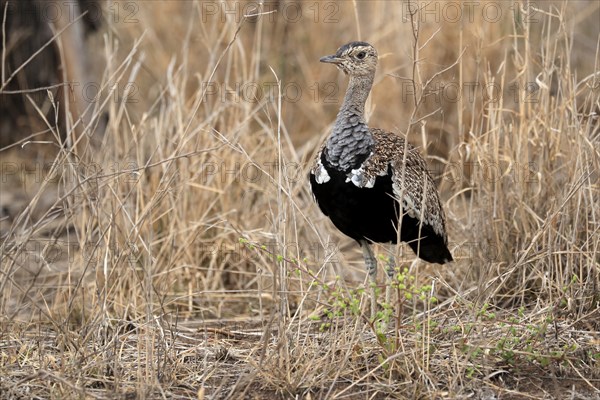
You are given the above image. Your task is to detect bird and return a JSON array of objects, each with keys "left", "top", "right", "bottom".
[{"left": 309, "top": 41, "right": 453, "bottom": 315}]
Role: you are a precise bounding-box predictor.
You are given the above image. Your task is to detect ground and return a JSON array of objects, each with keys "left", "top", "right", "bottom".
[{"left": 1, "top": 1, "right": 599, "bottom": 399}]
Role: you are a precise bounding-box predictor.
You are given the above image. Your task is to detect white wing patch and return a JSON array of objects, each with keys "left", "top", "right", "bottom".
[
  {"left": 313, "top": 160, "right": 331, "bottom": 184},
  {"left": 345, "top": 166, "right": 375, "bottom": 188},
  {"left": 345, "top": 153, "right": 389, "bottom": 188}
]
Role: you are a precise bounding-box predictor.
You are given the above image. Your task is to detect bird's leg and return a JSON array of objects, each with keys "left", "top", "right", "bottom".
[
  {"left": 385, "top": 248, "right": 396, "bottom": 309},
  {"left": 371, "top": 246, "right": 396, "bottom": 332},
  {"left": 360, "top": 240, "right": 378, "bottom": 319},
  {"left": 361, "top": 240, "right": 377, "bottom": 280}
]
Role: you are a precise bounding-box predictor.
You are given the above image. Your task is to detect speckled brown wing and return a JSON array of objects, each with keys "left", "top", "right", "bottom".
[{"left": 357, "top": 129, "right": 448, "bottom": 243}]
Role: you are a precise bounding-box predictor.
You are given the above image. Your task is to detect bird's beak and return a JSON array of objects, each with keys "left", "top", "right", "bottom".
[{"left": 320, "top": 54, "right": 342, "bottom": 64}]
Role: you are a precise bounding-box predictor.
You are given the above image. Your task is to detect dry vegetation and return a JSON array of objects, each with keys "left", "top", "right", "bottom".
[{"left": 1, "top": 1, "right": 599, "bottom": 398}]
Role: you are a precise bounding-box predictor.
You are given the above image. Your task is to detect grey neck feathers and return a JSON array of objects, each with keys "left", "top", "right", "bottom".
[{"left": 325, "top": 74, "right": 375, "bottom": 171}]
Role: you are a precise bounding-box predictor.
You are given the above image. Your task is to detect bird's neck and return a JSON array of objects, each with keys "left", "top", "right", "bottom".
[
  {"left": 325, "top": 74, "right": 375, "bottom": 171},
  {"left": 337, "top": 73, "right": 374, "bottom": 118}
]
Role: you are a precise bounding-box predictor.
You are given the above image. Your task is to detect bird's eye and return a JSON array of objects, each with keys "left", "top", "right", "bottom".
[{"left": 356, "top": 51, "right": 366, "bottom": 60}]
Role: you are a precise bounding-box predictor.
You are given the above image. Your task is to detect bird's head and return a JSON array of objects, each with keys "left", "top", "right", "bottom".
[{"left": 320, "top": 41, "right": 378, "bottom": 76}]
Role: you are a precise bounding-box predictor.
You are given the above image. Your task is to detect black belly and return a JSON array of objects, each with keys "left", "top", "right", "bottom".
[
  {"left": 310, "top": 166, "right": 399, "bottom": 243},
  {"left": 309, "top": 163, "right": 453, "bottom": 264}
]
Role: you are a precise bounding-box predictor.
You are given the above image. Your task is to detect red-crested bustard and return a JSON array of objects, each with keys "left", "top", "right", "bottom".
[{"left": 309, "top": 41, "right": 453, "bottom": 317}]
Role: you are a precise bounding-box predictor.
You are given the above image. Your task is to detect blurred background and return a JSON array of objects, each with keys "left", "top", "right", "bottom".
[{"left": 0, "top": 1, "right": 598, "bottom": 398}]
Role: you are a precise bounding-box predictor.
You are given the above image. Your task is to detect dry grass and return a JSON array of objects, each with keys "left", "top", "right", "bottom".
[{"left": 1, "top": 1, "right": 599, "bottom": 398}]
